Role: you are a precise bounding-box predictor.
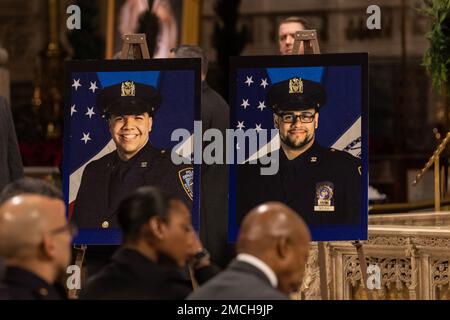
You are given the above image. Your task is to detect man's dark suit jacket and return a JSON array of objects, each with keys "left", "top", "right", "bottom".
[
  {"left": 200, "top": 82, "right": 234, "bottom": 268},
  {"left": 0, "top": 96, "right": 24, "bottom": 193},
  {"left": 187, "top": 259, "right": 288, "bottom": 300}
]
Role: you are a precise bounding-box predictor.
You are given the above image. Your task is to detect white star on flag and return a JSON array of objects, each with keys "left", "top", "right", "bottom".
[
  {"left": 81, "top": 132, "right": 92, "bottom": 144},
  {"left": 257, "top": 101, "right": 266, "bottom": 111},
  {"left": 85, "top": 107, "right": 96, "bottom": 119},
  {"left": 89, "top": 81, "right": 98, "bottom": 93},
  {"left": 245, "top": 76, "right": 254, "bottom": 87},
  {"left": 260, "top": 78, "right": 268, "bottom": 89},
  {"left": 255, "top": 124, "right": 262, "bottom": 132},
  {"left": 71, "top": 104, "right": 77, "bottom": 116},
  {"left": 236, "top": 121, "right": 245, "bottom": 130},
  {"left": 241, "top": 99, "right": 250, "bottom": 109},
  {"left": 72, "top": 79, "right": 81, "bottom": 91}
]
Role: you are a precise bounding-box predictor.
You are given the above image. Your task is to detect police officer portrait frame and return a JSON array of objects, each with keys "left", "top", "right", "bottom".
[
  {"left": 63, "top": 59, "right": 202, "bottom": 243},
  {"left": 228, "top": 53, "right": 368, "bottom": 242}
]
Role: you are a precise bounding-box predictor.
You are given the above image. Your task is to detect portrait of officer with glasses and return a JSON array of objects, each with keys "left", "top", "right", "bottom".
[{"left": 236, "top": 77, "right": 361, "bottom": 227}]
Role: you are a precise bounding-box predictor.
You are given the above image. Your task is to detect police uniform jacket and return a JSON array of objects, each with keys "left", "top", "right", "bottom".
[
  {"left": 71, "top": 141, "right": 193, "bottom": 229},
  {"left": 0, "top": 267, "right": 66, "bottom": 300},
  {"left": 236, "top": 141, "right": 361, "bottom": 226}
]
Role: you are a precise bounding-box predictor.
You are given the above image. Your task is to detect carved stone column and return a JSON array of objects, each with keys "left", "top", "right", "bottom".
[
  {"left": 431, "top": 259, "right": 450, "bottom": 299},
  {"left": 300, "top": 245, "right": 321, "bottom": 299}
]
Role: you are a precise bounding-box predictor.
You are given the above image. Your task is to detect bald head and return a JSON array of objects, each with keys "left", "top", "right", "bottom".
[
  {"left": 237, "top": 202, "right": 310, "bottom": 255},
  {"left": 237, "top": 202, "right": 311, "bottom": 295},
  {"left": 0, "top": 194, "right": 66, "bottom": 259}
]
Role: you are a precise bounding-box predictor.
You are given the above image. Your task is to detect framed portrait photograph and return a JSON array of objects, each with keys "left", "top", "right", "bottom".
[
  {"left": 63, "top": 58, "right": 201, "bottom": 244},
  {"left": 228, "top": 53, "right": 368, "bottom": 242}
]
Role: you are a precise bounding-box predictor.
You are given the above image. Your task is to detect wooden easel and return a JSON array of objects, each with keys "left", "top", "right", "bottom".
[
  {"left": 69, "top": 34, "right": 151, "bottom": 299},
  {"left": 293, "top": 30, "right": 321, "bottom": 55},
  {"left": 120, "top": 33, "right": 151, "bottom": 59},
  {"left": 67, "top": 244, "right": 86, "bottom": 299},
  {"left": 292, "top": 31, "right": 373, "bottom": 300}
]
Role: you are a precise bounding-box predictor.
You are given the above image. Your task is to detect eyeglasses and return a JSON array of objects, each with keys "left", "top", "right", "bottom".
[
  {"left": 49, "top": 223, "right": 78, "bottom": 237},
  {"left": 277, "top": 112, "right": 316, "bottom": 123}
]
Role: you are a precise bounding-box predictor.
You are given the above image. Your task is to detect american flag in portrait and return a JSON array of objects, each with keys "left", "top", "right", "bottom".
[{"left": 66, "top": 72, "right": 111, "bottom": 219}]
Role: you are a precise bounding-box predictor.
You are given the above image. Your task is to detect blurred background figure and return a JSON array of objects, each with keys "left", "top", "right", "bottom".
[
  {"left": 152, "top": 0, "right": 178, "bottom": 58},
  {"left": 278, "top": 16, "right": 312, "bottom": 55},
  {"left": 0, "top": 96, "right": 24, "bottom": 194},
  {"left": 0, "top": 192, "right": 74, "bottom": 300},
  {"left": 171, "top": 45, "right": 233, "bottom": 268},
  {"left": 118, "top": 0, "right": 177, "bottom": 58},
  {"left": 118, "top": 0, "right": 150, "bottom": 36},
  {"left": 188, "top": 202, "right": 310, "bottom": 300},
  {"left": 80, "top": 186, "right": 218, "bottom": 299}
]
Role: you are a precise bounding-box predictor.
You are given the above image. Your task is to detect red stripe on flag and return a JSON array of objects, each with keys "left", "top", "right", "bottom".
[{"left": 68, "top": 201, "right": 75, "bottom": 221}]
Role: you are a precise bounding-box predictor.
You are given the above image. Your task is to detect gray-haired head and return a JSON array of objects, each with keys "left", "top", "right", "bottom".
[
  {"left": 0, "top": 178, "right": 63, "bottom": 205},
  {"left": 171, "top": 45, "right": 208, "bottom": 78}
]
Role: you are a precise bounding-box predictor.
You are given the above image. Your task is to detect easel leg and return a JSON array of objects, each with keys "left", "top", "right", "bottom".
[
  {"left": 68, "top": 245, "right": 87, "bottom": 299},
  {"left": 318, "top": 242, "right": 328, "bottom": 300},
  {"left": 188, "top": 265, "right": 199, "bottom": 290},
  {"left": 352, "top": 241, "right": 373, "bottom": 300}
]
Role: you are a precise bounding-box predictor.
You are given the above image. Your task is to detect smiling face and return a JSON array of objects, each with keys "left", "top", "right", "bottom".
[
  {"left": 109, "top": 113, "right": 153, "bottom": 161},
  {"left": 274, "top": 108, "right": 319, "bottom": 152}
]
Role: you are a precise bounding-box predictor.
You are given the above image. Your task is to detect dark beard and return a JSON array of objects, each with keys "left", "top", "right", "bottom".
[{"left": 281, "top": 133, "right": 313, "bottom": 150}]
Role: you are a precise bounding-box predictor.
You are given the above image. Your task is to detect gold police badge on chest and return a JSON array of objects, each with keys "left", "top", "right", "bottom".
[{"left": 314, "top": 182, "right": 335, "bottom": 212}]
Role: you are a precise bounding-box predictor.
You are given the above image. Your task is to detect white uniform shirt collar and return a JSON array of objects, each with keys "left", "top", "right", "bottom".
[{"left": 236, "top": 253, "right": 278, "bottom": 288}]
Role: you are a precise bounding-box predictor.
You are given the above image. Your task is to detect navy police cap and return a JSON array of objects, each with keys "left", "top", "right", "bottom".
[
  {"left": 267, "top": 77, "right": 326, "bottom": 112},
  {"left": 99, "top": 81, "right": 161, "bottom": 118}
]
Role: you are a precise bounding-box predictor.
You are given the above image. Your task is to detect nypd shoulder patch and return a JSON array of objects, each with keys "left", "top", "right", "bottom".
[{"left": 178, "top": 168, "right": 194, "bottom": 201}]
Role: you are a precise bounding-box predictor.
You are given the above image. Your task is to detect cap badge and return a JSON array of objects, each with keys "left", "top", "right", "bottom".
[
  {"left": 121, "top": 81, "right": 135, "bottom": 97},
  {"left": 289, "top": 77, "right": 303, "bottom": 94}
]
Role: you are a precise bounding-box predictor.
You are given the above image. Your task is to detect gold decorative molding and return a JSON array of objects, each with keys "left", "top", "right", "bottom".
[{"left": 182, "top": 0, "right": 201, "bottom": 45}]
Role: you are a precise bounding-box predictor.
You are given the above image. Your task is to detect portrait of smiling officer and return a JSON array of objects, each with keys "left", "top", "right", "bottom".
[
  {"left": 236, "top": 77, "right": 361, "bottom": 227},
  {"left": 71, "top": 80, "right": 194, "bottom": 229}
]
